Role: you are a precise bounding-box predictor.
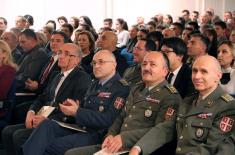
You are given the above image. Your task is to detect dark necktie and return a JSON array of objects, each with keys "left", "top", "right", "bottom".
[
  {"left": 40, "top": 57, "right": 54, "bottom": 84},
  {"left": 51, "top": 73, "right": 64, "bottom": 100},
  {"left": 220, "top": 73, "right": 230, "bottom": 84},
  {"left": 167, "top": 72, "right": 174, "bottom": 83}
]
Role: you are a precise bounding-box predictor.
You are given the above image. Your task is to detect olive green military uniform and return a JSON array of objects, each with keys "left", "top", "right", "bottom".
[
  {"left": 64, "top": 80, "right": 181, "bottom": 155},
  {"left": 122, "top": 64, "right": 142, "bottom": 86},
  {"left": 176, "top": 86, "right": 235, "bottom": 155}
]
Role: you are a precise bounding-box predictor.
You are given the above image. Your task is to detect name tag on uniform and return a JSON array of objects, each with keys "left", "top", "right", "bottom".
[
  {"left": 146, "top": 96, "right": 160, "bottom": 104},
  {"left": 98, "top": 92, "right": 111, "bottom": 98}
]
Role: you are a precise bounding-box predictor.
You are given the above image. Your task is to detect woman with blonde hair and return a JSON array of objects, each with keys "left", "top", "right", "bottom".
[
  {"left": 218, "top": 40, "right": 235, "bottom": 95},
  {"left": 0, "top": 40, "right": 17, "bottom": 100}
]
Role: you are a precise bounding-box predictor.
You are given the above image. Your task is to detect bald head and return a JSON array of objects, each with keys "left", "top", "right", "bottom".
[
  {"left": 94, "top": 50, "right": 116, "bottom": 63},
  {"left": 92, "top": 49, "right": 117, "bottom": 81},
  {"left": 192, "top": 55, "right": 222, "bottom": 95},
  {"left": 193, "top": 55, "right": 222, "bottom": 73},
  {"left": 97, "top": 31, "right": 117, "bottom": 51}
]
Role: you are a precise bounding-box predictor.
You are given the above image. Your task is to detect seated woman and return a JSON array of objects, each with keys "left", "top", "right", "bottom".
[
  {"left": 74, "top": 30, "right": 95, "bottom": 75},
  {"left": 0, "top": 40, "right": 17, "bottom": 130},
  {"left": 217, "top": 40, "right": 235, "bottom": 95},
  {"left": 115, "top": 18, "right": 130, "bottom": 49}
]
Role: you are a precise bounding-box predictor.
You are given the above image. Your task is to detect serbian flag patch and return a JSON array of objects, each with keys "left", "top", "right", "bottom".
[
  {"left": 220, "top": 117, "right": 234, "bottom": 132},
  {"left": 165, "top": 107, "right": 175, "bottom": 120},
  {"left": 114, "top": 97, "right": 125, "bottom": 109}
]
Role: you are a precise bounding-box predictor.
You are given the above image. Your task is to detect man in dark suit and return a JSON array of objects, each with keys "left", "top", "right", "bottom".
[
  {"left": 15, "top": 29, "right": 49, "bottom": 93},
  {"left": 2, "top": 43, "right": 91, "bottom": 155},
  {"left": 25, "top": 31, "right": 69, "bottom": 95},
  {"left": 161, "top": 37, "right": 195, "bottom": 98},
  {"left": 22, "top": 50, "right": 130, "bottom": 155}
]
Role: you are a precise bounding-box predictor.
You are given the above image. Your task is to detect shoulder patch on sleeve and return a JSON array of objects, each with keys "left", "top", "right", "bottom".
[
  {"left": 119, "top": 79, "right": 129, "bottom": 86},
  {"left": 165, "top": 85, "right": 178, "bottom": 94},
  {"left": 221, "top": 94, "right": 235, "bottom": 102}
]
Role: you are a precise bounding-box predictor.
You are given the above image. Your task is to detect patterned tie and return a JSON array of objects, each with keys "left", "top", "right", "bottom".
[
  {"left": 40, "top": 57, "right": 54, "bottom": 84},
  {"left": 167, "top": 72, "right": 174, "bottom": 84}
]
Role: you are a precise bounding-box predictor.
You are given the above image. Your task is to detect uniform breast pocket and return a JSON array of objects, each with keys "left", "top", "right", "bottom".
[{"left": 191, "top": 119, "right": 212, "bottom": 142}]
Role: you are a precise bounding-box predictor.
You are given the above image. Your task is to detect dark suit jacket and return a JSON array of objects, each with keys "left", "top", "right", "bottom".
[
  {"left": 29, "top": 66, "right": 91, "bottom": 113},
  {"left": 15, "top": 45, "right": 49, "bottom": 92},
  {"left": 36, "top": 60, "right": 60, "bottom": 94},
  {"left": 173, "top": 64, "right": 195, "bottom": 98}
]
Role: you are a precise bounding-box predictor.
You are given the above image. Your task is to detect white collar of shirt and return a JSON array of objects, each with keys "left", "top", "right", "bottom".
[
  {"left": 169, "top": 65, "right": 182, "bottom": 85},
  {"left": 222, "top": 67, "right": 232, "bottom": 73},
  {"left": 54, "top": 67, "right": 75, "bottom": 101}
]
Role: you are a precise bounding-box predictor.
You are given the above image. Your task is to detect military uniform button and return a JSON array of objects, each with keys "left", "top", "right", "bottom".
[
  {"left": 179, "top": 136, "right": 183, "bottom": 139},
  {"left": 177, "top": 117, "right": 180, "bottom": 121},
  {"left": 129, "top": 115, "right": 132, "bottom": 118},
  {"left": 126, "top": 101, "right": 128, "bottom": 104},
  {"left": 124, "top": 124, "right": 128, "bottom": 127},
  {"left": 88, "top": 101, "right": 91, "bottom": 103},
  {"left": 177, "top": 147, "right": 181, "bottom": 152},
  {"left": 200, "top": 122, "right": 203, "bottom": 126},
  {"left": 133, "top": 106, "right": 136, "bottom": 109},
  {"left": 185, "top": 124, "right": 188, "bottom": 128},
  {"left": 82, "top": 126, "right": 86, "bottom": 130}
]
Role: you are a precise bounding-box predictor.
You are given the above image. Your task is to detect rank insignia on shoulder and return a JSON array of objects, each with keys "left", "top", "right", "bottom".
[
  {"left": 220, "top": 117, "right": 234, "bottom": 132},
  {"left": 221, "top": 94, "right": 234, "bottom": 102},
  {"left": 119, "top": 79, "right": 129, "bottom": 86},
  {"left": 165, "top": 107, "right": 175, "bottom": 120},
  {"left": 166, "top": 85, "right": 178, "bottom": 94},
  {"left": 114, "top": 97, "right": 125, "bottom": 110}
]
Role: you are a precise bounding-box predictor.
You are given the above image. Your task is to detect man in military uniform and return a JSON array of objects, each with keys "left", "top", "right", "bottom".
[
  {"left": 129, "top": 55, "right": 235, "bottom": 155},
  {"left": 22, "top": 50, "right": 130, "bottom": 155},
  {"left": 65, "top": 52, "right": 182, "bottom": 155},
  {"left": 122, "top": 39, "right": 156, "bottom": 87}
]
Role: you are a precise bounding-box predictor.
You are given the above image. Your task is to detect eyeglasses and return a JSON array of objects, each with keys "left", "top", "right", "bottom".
[
  {"left": 91, "top": 60, "right": 114, "bottom": 66},
  {"left": 133, "top": 46, "right": 145, "bottom": 51},
  {"left": 57, "top": 51, "right": 78, "bottom": 57}
]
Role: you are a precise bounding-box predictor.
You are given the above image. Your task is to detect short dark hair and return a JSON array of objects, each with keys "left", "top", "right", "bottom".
[
  {"left": 46, "top": 20, "right": 56, "bottom": 30},
  {"left": 190, "top": 33, "right": 210, "bottom": 52},
  {"left": 0, "top": 17, "right": 7, "bottom": 25},
  {"left": 24, "top": 14, "right": 34, "bottom": 25},
  {"left": 57, "top": 16, "right": 68, "bottom": 23},
  {"left": 172, "top": 22, "right": 184, "bottom": 31},
  {"left": 182, "top": 9, "right": 190, "bottom": 15},
  {"left": 147, "top": 21, "right": 157, "bottom": 29},
  {"left": 187, "top": 21, "right": 199, "bottom": 30},
  {"left": 162, "top": 37, "right": 187, "bottom": 56},
  {"left": 51, "top": 30, "right": 70, "bottom": 43},
  {"left": 215, "top": 21, "right": 227, "bottom": 29},
  {"left": 193, "top": 11, "right": 199, "bottom": 16},
  {"left": 19, "top": 29, "right": 37, "bottom": 40},
  {"left": 61, "top": 23, "right": 74, "bottom": 34},
  {"left": 104, "top": 18, "right": 113, "bottom": 24},
  {"left": 141, "top": 39, "right": 157, "bottom": 51}
]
